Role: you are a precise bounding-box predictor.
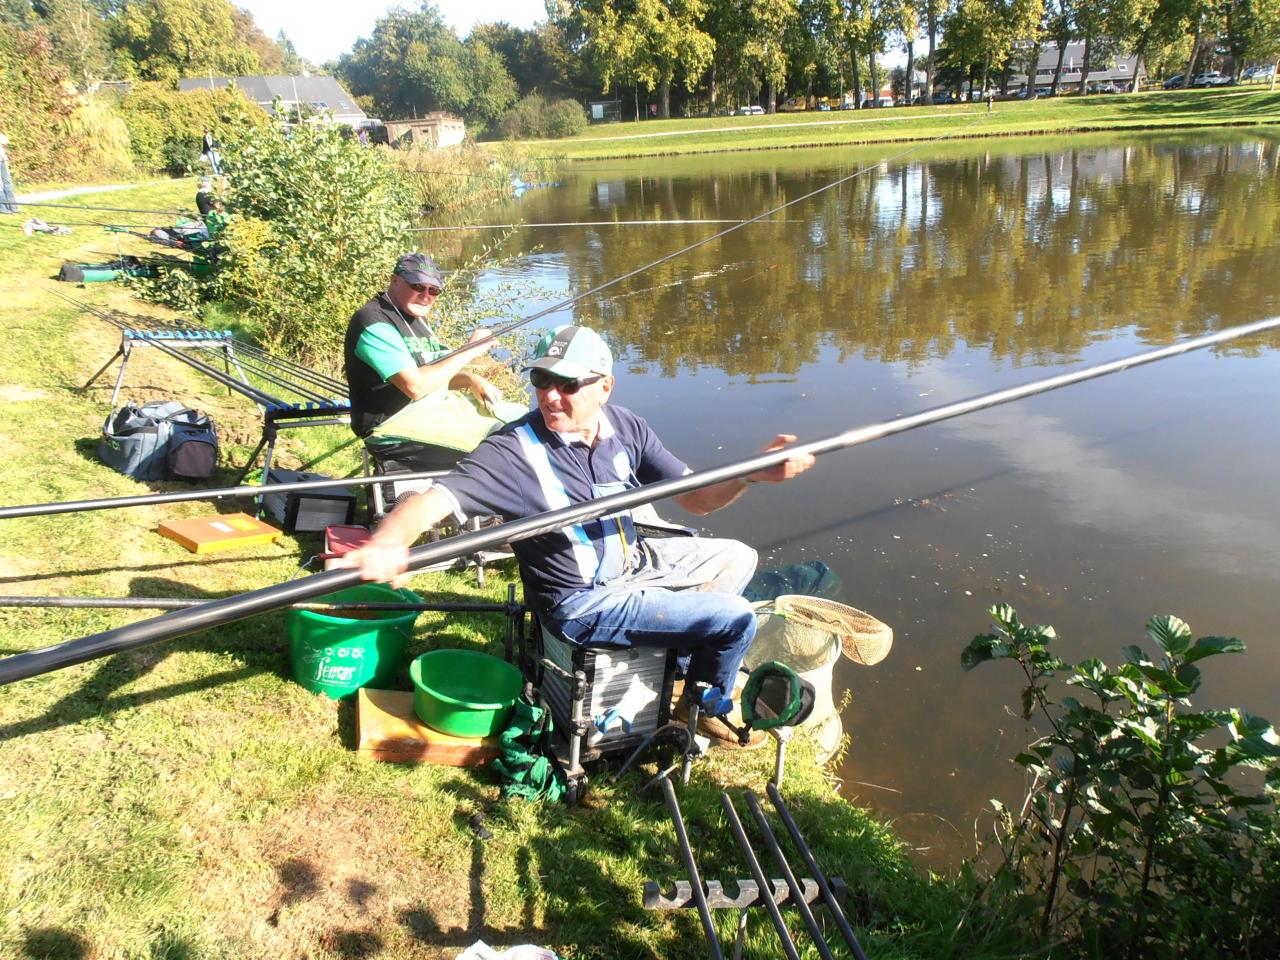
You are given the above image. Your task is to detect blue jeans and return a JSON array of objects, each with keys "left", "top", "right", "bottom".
[{"left": 545, "top": 536, "right": 758, "bottom": 696}]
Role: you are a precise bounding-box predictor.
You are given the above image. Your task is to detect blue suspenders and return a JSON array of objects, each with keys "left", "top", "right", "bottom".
[{"left": 514, "top": 421, "right": 638, "bottom": 586}]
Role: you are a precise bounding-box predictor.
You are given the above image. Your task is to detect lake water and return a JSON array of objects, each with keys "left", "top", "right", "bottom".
[{"left": 441, "top": 130, "right": 1280, "bottom": 865}]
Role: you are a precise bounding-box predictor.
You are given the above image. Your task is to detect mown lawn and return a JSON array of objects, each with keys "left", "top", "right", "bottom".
[
  {"left": 0, "top": 181, "right": 1031, "bottom": 959},
  {"left": 534, "top": 86, "right": 1280, "bottom": 159}
]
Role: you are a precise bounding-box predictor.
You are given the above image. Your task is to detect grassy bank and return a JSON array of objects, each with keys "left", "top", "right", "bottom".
[
  {"left": 532, "top": 86, "right": 1280, "bottom": 159},
  {"left": 0, "top": 181, "right": 1023, "bottom": 959}
]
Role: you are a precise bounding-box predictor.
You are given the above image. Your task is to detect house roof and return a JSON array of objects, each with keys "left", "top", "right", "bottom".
[
  {"left": 178, "top": 76, "right": 366, "bottom": 119},
  {"left": 1011, "top": 42, "right": 1146, "bottom": 85}
]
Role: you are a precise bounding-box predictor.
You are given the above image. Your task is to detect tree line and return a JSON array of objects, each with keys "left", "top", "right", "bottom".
[
  {"left": 4, "top": 0, "right": 1278, "bottom": 142},
  {"left": 331, "top": 0, "right": 1280, "bottom": 127}
]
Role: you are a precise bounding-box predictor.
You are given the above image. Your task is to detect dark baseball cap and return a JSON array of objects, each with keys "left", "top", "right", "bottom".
[
  {"left": 393, "top": 252, "right": 444, "bottom": 287},
  {"left": 523, "top": 325, "right": 613, "bottom": 379}
]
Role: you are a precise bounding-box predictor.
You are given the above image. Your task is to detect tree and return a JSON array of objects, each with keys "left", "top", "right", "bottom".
[
  {"left": 561, "top": 0, "right": 715, "bottom": 118},
  {"left": 111, "top": 0, "right": 263, "bottom": 82},
  {"left": 35, "top": 0, "right": 111, "bottom": 88},
  {"left": 336, "top": 3, "right": 517, "bottom": 125},
  {"left": 470, "top": 20, "right": 593, "bottom": 99},
  {"left": 740, "top": 0, "right": 798, "bottom": 112}
]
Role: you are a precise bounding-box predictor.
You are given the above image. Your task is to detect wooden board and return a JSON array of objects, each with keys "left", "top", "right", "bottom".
[
  {"left": 356, "top": 688, "right": 500, "bottom": 766},
  {"left": 157, "top": 512, "right": 282, "bottom": 554}
]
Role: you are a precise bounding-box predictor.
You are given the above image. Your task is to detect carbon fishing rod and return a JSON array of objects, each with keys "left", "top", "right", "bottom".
[
  {"left": 0, "top": 468, "right": 447, "bottom": 520},
  {"left": 412, "top": 219, "right": 804, "bottom": 231},
  {"left": 54, "top": 292, "right": 292, "bottom": 408},
  {"left": 427, "top": 112, "right": 990, "bottom": 366},
  {"left": 15, "top": 200, "right": 188, "bottom": 216},
  {"left": 0, "top": 596, "right": 515, "bottom": 614},
  {"left": 82, "top": 302, "right": 349, "bottom": 397},
  {"left": 2, "top": 312, "right": 1278, "bottom": 686}
]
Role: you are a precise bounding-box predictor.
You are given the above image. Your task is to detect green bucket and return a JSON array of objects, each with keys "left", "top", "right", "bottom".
[
  {"left": 286, "top": 584, "right": 421, "bottom": 699},
  {"left": 410, "top": 649, "right": 523, "bottom": 738}
]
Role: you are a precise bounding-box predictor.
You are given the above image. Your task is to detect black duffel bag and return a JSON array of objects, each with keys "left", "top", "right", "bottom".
[{"left": 99, "top": 401, "right": 218, "bottom": 481}]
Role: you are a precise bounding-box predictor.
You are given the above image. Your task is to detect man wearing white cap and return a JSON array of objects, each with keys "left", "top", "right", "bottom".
[{"left": 340, "top": 324, "right": 815, "bottom": 718}]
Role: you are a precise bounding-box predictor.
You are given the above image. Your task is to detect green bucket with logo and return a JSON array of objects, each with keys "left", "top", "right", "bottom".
[{"left": 286, "top": 584, "right": 421, "bottom": 699}]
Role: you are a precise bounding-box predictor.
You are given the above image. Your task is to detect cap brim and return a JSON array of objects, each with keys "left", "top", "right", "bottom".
[
  {"left": 522, "top": 355, "right": 601, "bottom": 379},
  {"left": 398, "top": 270, "right": 443, "bottom": 286}
]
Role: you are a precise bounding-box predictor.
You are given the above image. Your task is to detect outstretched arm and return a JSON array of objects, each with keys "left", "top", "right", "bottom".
[
  {"left": 331, "top": 488, "right": 455, "bottom": 587},
  {"left": 673, "top": 434, "right": 815, "bottom": 517}
]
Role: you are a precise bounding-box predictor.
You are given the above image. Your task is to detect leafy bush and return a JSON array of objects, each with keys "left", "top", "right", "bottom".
[
  {"left": 499, "top": 93, "right": 586, "bottom": 139},
  {"left": 115, "top": 83, "right": 254, "bottom": 174},
  {"left": 0, "top": 24, "right": 74, "bottom": 181},
  {"left": 216, "top": 115, "right": 419, "bottom": 368},
  {"left": 63, "top": 97, "right": 135, "bottom": 179},
  {"left": 961, "top": 605, "right": 1280, "bottom": 957},
  {"left": 543, "top": 97, "right": 588, "bottom": 138}
]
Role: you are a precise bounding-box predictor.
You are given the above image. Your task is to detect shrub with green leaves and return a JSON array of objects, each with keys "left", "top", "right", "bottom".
[
  {"left": 961, "top": 605, "right": 1280, "bottom": 957},
  {"left": 115, "top": 83, "right": 255, "bottom": 174},
  {"left": 499, "top": 93, "right": 587, "bottom": 140},
  {"left": 217, "top": 116, "right": 419, "bottom": 368}
]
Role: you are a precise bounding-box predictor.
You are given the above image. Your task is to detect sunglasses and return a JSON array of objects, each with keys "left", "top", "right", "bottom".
[
  {"left": 529, "top": 369, "right": 605, "bottom": 394},
  {"left": 408, "top": 282, "right": 442, "bottom": 296}
]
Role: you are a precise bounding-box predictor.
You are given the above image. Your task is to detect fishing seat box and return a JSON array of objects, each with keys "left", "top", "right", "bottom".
[
  {"left": 263, "top": 469, "right": 357, "bottom": 533},
  {"left": 532, "top": 622, "right": 678, "bottom": 767}
]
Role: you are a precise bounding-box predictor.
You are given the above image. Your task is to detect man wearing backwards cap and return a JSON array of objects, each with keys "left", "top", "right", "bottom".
[
  {"left": 339, "top": 324, "right": 815, "bottom": 724},
  {"left": 345, "top": 252, "right": 520, "bottom": 469}
]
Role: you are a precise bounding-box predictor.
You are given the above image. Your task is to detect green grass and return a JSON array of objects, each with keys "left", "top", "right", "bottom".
[
  {"left": 0, "top": 179, "right": 1035, "bottom": 959},
  {"left": 532, "top": 86, "right": 1280, "bottom": 159}
]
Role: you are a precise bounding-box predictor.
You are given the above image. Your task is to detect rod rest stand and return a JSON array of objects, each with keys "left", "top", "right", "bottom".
[{"left": 643, "top": 877, "right": 847, "bottom": 911}]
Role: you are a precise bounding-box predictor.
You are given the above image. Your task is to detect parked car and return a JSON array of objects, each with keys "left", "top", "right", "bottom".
[
  {"left": 1162, "top": 74, "right": 1186, "bottom": 89},
  {"left": 1087, "top": 81, "right": 1119, "bottom": 94},
  {"left": 1193, "top": 71, "right": 1229, "bottom": 87},
  {"left": 928, "top": 91, "right": 956, "bottom": 105},
  {"left": 778, "top": 97, "right": 806, "bottom": 112},
  {"left": 735, "top": 105, "right": 765, "bottom": 115},
  {"left": 1246, "top": 64, "right": 1276, "bottom": 82}
]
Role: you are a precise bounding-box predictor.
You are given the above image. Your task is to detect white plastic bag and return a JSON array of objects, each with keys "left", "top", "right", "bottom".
[{"left": 456, "top": 941, "right": 558, "bottom": 960}]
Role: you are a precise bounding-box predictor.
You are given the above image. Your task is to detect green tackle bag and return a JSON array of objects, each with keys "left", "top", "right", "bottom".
[{"left": 491, "top": 698, "right": 566, "bottom": 803}]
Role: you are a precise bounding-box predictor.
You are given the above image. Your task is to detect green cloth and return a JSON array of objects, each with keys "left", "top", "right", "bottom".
[
  {"left": 491, "top": 698, "right": 566, "bottom": 802},
  {"left": 369, "top": 390, "right": 527, "bottom": 454}
]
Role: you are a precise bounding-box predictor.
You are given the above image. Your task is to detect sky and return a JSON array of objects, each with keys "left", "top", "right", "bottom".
[{"left": 234, "top": 0, "right": 548, "bottom": 66}]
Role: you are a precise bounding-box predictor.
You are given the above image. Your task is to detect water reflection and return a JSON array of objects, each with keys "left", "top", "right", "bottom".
[{"left": 448, "top": 133, "right": 1280, "bottom": 865}]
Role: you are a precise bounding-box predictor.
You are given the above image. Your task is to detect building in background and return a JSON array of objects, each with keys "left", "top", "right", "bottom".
[
  {"left": 179, "top": 76, "right": 367, "bottom": 126},
  {"left": 383, "top": 114, "right": 466, "bottom": 148}
]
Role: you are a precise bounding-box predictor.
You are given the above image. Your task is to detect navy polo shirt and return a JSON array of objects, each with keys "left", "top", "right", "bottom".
[{"left": 433, "top": 405, "right": 689, "bottom": 616}]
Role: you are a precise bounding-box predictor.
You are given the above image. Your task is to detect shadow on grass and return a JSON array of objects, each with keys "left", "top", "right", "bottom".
[
  {"left": 0, "top": 573, "right": 523, "bottom": 743},
  {"left": 19, "top": 927, "right": 89, "bottom": 959},
  {"left": 0, "top": 549, "right": 300, "bottom": 588}
]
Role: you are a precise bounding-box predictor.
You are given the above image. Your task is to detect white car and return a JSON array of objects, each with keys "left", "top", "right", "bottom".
[{"left": 735, "top": 105, "right": 765, "bottom": 115}]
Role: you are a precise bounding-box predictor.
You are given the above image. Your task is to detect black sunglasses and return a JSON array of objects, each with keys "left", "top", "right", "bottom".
[
  {"left": 408, "top": 282, "right": 442, "bottom": 296},
  {"left": 529, "top": 369, "right": 605, "bottom": 394}
]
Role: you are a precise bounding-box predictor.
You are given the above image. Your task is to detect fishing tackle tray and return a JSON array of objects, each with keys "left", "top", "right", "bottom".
[{"left": 535, "top": 625, "right": 677, "bottom": 756}]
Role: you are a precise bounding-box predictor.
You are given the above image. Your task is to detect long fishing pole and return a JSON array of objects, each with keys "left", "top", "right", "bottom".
[
  {"left": 426, "top": 114, "right": 990, "bottom": 366},
  {"left": 0, "top": 469, "right": 447, "bottom": 520},
  {"left": 2, "top": 313, "right": 1277, "bottom": 686},
  {"left": 0, "top": 596, "right": 514, "bottom": 613},
  {"left": 412, "top": 219, "right": 804, "bottom": 232},
  {"left": 14, "top": 201, "right": 188, "bottom": 216},
  {"left": 114, "top": 310, "right": 348, "bottom": 395},
  {"left": 54, "top": 292, "right": 282, "bottom": 407}
]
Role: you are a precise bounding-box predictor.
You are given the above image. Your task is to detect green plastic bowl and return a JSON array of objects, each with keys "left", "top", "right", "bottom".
[{"left": 410, "top": 649, "right": 522, "bottom": 738}]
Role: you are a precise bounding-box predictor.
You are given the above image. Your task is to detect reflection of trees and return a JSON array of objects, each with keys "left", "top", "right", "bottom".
[{"left": 514, "top": 134, "right": 1280, "bottom": 377}]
